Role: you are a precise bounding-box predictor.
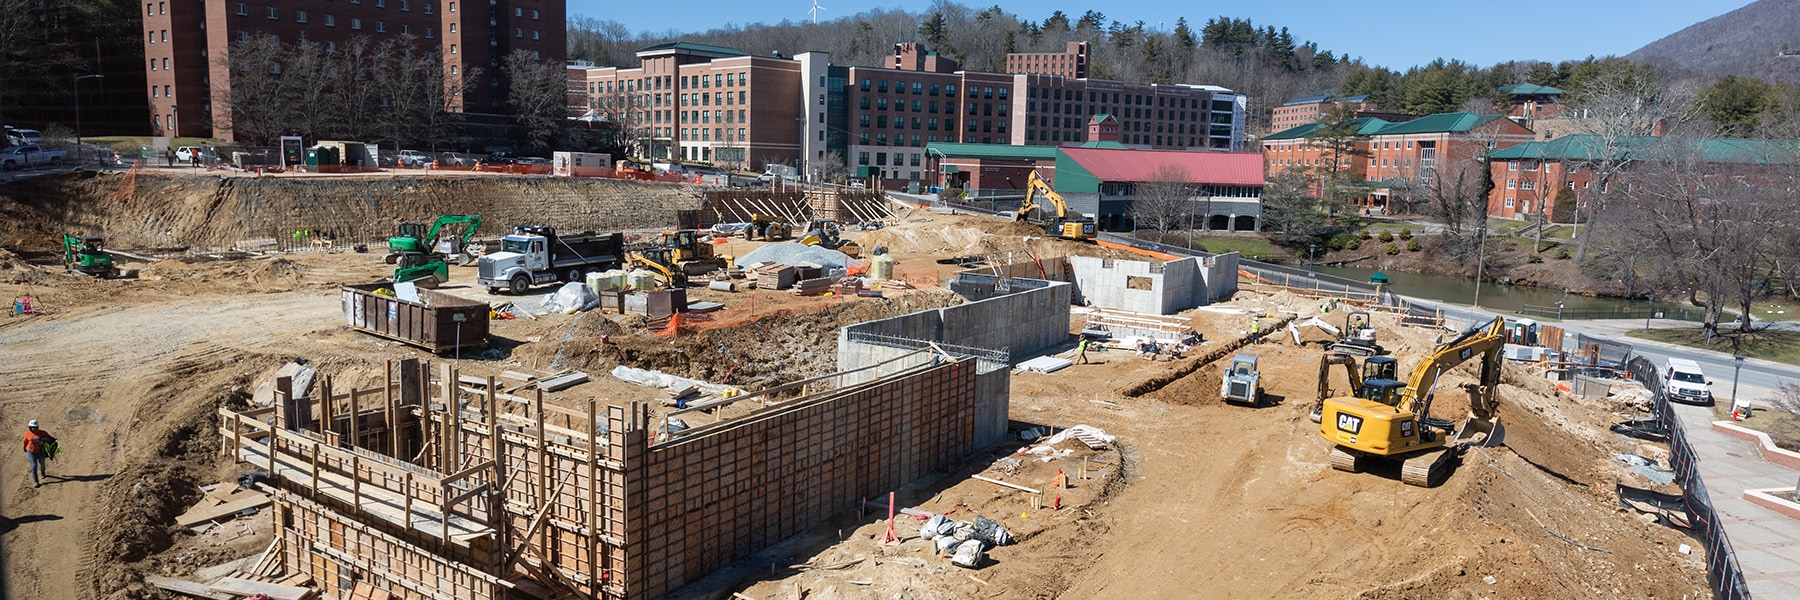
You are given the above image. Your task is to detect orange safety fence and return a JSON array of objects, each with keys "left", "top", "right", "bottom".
[{"left": 1094, "top": 239, "right": 1183, "bottom": 261}]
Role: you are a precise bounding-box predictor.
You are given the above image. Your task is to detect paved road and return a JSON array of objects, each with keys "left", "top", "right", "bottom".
[{"left": 1560, "top": 318, "right": 1799, "bottom": 403}]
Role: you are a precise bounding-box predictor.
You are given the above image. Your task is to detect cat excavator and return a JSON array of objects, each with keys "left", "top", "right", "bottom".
[
  {"left": 1318, "top": 317, "right": 1508, "bottom": 487},
  {"left": 1014, "top": 170, "right": 1095, "bottom": 242},
  {"left": 1308, "top": 353, "right": 1399, "bottom": 423}
]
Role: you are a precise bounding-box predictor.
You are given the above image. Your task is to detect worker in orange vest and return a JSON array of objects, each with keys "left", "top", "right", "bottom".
[{"left": 23, "top": 419, "right": 57, "bottom": 487}]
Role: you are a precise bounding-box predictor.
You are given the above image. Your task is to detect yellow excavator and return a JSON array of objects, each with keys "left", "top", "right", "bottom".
[
  {"left": 1318, "top": 317, "right": 1508, "bottom": 487},
  {"left": 1308, "top": 353, "right": 1399, "bottom": 423},
  {"left": 1015, "top": 171, "right": 1096, "bottom": 242}
]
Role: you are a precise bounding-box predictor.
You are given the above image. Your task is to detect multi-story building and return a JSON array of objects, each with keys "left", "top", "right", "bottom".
[
  {"left": 142, "top": 0, "right": 564, "bottom": 139},
  {"left": 1269, "top": 94, "right": 1376, "bottom": 134},
  {"left": 567, "top": 42, "right": 804, "bottom": 166},
  {"left": 1262, "top": 111, "right": 1535, "bottom": 211},
  {"left": 1484, "top": 134, "right": 1798, "bottom": 221},
  {"left": 570, "top": 42, "right": 1247, "bottom": 181},
  {"left": 1005, "top": 41, "right": 1090, "bottom": 79},
  {"left": 1496, "top": 83, "right": 1564, "bottom": 123}
]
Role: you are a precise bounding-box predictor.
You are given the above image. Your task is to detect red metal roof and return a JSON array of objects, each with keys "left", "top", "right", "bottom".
[{"left": 1059, "top": 148, "right": 1265, "bottom": 186}]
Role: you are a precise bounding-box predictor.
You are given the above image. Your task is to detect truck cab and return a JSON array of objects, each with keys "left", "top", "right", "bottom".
[
  {"left": 480, "top": 232, "right": 552, "bottom": 294},
  {"left": 1663, "top": 358, "right": 1714, "bottom": 405}
]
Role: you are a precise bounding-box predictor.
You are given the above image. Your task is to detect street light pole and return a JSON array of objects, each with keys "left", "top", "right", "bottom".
[
  {"left": 1731, "top": 353, "right": 1746, "bottom": 414},
  {"left": 1308, "top": 243, "right": 1317, "bottom": 277},
  {"left": 73, "top": 74, "right": 104, "bottom": 159},
  {"left": 1645, "top": 292, "right": 1654, "bottom": 333}
]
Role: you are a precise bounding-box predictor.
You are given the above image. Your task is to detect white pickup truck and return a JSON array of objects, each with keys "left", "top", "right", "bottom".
[{"left": 0, "top": 145, "right": 67, "bottom": 170}]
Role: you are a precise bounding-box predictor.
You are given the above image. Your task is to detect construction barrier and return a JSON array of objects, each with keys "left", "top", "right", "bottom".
[{"left": 1627, "top": 355, "right": 1751, "bottom": 600}]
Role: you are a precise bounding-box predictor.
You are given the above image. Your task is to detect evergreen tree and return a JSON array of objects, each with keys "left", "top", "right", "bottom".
[
  {"left": 1042, "top": 10, "right": 1070, "bottom": 33},
  {"left": 1173, "top": 17, "right": 1196, "bottom": 50},
  {"left": 1700, "top": 75, "right": 1776, "bottom": 136}
]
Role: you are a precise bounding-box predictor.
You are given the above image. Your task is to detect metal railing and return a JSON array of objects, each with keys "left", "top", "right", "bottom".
[{"left": 1626, "top": 355, "right": 1751, "bottom": 599}]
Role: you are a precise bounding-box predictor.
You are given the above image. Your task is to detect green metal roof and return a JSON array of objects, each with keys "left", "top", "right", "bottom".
[
  {"left": 637, "top": 41, "right": 750, "bottom": 57},
  {"left": 1078, "top": 140, "right": 1129, "bottom": 149},
  {"left": 1489, "top": 134, "right": 1800, "bottom": 164},
  {"left": 1369, "top": 112, "right": 1504, "bottom": 135},
  {"left": 1262, "top": 117, "right": 1390, "bottom": 141},
  {"left": 1052, "top": 151, "right": 1101, "bottom": 194},
  {"left": 924, "top": 142, "right": 1060, "bottom": 160},
  {"left": 1497, "top": 83, "right": 1564, "bottom": 96}
]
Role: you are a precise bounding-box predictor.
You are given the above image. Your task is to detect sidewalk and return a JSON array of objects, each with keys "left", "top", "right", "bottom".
[{"left": 1670, "top": 401, "right": 1800, "bottom": 597}]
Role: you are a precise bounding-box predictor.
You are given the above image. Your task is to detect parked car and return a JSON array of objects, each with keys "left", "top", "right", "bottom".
[
  {"left": 396, "top": 150, "right": 432, "bottom": 167},
  {"left": 482, "top": 152, "right": 519, "bottom": 166},
  {"left": 515, "top": 157, "right": 549, "bottom": 165},
  {"left": 175, "top": 146, "right": 217, "bottom": 164},
  {"left": 0, "top": 145, "right": 66, "bottom": 170},
  {"left": 4, "top": 128, "right": 43, "bottom": 147}
]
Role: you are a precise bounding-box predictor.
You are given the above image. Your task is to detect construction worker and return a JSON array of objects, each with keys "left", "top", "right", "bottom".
[
  {"left": 23, "top": 419, "right": 57, "bottom": 488},
  {"left": 1250, "top": 319, "right": 1261, "bottom": 343},
  {"left": 1076, "top": 336, "right": 1091, "bottom": 364}
]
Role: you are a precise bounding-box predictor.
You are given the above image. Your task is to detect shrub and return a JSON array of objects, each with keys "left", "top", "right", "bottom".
[
  {"left": 1378, "top": 230, "right": 1394, "bottom": 242},
  {"left": 1527, "top": 254, "right": 1544, "bottom": 264},
  {"left": 1346, "top": 239, "right": 1361, "bottom": 251},
  {"left": 1556, "top": 248, "right": 1572, "bottom": 260},
  {"left": 1385, "top": 242, "right": 1400, "bottom": 255},
  {"left": 1406, "top": 238, "right": 1422, "bottom": 252},
  {"left": 1398, "top": 228, "right": 1414, "bottom": 240},
  {"left": 1358, "top": 229, "right": 1373, "bottom": 240}
]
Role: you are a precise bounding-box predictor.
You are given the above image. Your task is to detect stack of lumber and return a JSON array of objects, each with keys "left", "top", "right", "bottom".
[
  {"left": 791, "top": 277, "right": 836, "bottom": 296},
  {"left": 832, "top": 278, "right": 863, "bottom": 296},
  {"left": 146, "top": 539, "right": 351, "bottom": 600},
  {"left": 757, "top": 264, "right": 796, "bottom": 290}
]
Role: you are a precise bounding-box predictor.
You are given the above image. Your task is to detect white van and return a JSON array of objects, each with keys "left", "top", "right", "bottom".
[{"left": 1663, "top": 358, "right": 1714, "bottom": 405}]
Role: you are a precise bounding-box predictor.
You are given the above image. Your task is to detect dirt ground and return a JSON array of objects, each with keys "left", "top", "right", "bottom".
[{"left": 0, "top": 180, "right": 1709, "bottom": 600}]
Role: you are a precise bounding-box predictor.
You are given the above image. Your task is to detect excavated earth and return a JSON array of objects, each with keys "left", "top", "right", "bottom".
[{"left": 0, "top": 172, "right": 1708, "bottom": 600}]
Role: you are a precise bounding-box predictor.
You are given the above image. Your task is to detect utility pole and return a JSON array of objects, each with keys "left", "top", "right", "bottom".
[{"left": 1645, "top": 292, "right": 1654, "bottom": 333}]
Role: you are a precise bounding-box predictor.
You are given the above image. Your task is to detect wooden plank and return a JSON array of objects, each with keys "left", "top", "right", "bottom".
[
  {"left": 971, "top": 475, "right": 1041, "bottom": 495},
  {"left": 207, "top": 576, "right": 315, "bottom": 600},
  {"left": 147, "top": 576, "right": 234, "bottom": 599},
  {"left": 177, "top": 494, "right": 272, "bottom": 527}
]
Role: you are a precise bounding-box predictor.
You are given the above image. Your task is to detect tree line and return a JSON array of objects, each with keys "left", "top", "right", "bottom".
[{"left": 221, "top": 34, "right": 570, "bottom": 152}]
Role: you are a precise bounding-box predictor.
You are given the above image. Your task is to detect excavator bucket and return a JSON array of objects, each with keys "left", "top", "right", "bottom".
[{"left": 1453, "top": 415, "right": 1505, "bottom": 448}]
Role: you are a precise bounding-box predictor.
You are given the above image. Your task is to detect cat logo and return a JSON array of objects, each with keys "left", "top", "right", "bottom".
[
  {"left": 1336, "top": 413, "right": 1364, "bottom": 434},
  {"left": 1400, "top": 420, "right": 1415, "bottom": 437}
]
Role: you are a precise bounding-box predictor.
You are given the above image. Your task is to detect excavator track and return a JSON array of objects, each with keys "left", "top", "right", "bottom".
[
  {"left": 1399, "top": 447, "right": 1457, "bottom": 487},
  {"left": 1328, "top": 447, "right": 1365, "bottom": 473}
]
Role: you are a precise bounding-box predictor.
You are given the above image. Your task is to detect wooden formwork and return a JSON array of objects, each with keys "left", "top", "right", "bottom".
[
  {"left": 704, "top": 189, "right": 895, "bottom": 227},
  {"left": 219, "top": 353, "right": 983, "bottom": 600}
]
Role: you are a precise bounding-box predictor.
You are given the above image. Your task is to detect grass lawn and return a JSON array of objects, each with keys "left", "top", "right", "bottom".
[
  {"left": 1628, "top": 327, "right": 1800, "bottom": 367},
  {"left": 83, "top": 135, "right": 225, "bottom": 153},
  {"left": 1708, "top": 401, "right": 1800, "bottom": 452},
  {"left": 1191, "top": 236, "right": 1282, "bottom": 260}
]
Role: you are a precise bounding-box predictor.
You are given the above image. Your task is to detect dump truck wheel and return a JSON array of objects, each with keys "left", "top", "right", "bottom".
[{"left": 509, "top": 275, "right": 530, "bottom": 295}]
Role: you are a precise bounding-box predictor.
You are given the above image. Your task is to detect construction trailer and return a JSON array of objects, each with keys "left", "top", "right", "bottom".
[{"left": 219, "top": 353, "right": 990, "bottom": 600}]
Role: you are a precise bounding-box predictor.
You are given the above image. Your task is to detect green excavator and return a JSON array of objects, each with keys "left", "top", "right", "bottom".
[
  {"left": 62, "top": 233, "right": 117, "bottom": 278},
  {"left": 385, "top": 214, "right": 482, "bottom": 287}
]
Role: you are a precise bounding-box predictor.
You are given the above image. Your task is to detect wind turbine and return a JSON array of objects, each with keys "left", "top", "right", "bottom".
[{"left": 808, "top": 0, "right": 825, "bottom": 24}]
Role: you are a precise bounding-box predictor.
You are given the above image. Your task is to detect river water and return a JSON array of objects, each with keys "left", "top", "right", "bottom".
[{"left": 1308, "top": 265, "right": 1705, "bottom": 321}]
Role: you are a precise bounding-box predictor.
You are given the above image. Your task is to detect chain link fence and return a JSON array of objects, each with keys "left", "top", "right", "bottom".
[{"left": 1627, "top": 355, "right": 1752, "bottom": 599}]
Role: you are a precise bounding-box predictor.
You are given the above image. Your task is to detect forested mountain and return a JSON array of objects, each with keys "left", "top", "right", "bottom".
[{"left": 1627, "top": 0, "right": 1800, "bottom": 84}]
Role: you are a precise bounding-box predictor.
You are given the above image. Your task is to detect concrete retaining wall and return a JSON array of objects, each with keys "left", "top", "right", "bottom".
[{"left": 1069, "top": 253, "right": 1238, "bottom": 314}]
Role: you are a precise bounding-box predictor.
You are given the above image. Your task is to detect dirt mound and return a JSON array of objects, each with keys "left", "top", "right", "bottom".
[
  {"left": 859, "top": 213, "right": 1110, "bottom": 259},
  {"left": 245, "top": 257, "right": 305, "bottom": 288},
  {"left": 510, "top": 289, "right": 966, "bottom": 387}
]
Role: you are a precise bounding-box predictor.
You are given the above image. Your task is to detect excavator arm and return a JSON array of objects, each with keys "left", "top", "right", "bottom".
[
  {"left": 1400, "top": 317, "right": 1508, "bottom": 421},
  {"left": 425, "top": 214, "right": 483, "bottom": 248}
]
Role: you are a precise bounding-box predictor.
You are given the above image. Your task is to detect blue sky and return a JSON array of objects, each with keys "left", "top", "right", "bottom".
[{"left": 566, "top": 0, "right": 1752, "bottom": 70}]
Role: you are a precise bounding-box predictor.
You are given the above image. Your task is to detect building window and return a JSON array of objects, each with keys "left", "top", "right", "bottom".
[
  {"left": 235, "top": 2, "right": 246, "bottom": 15},
  {"left": 449, "top": 23, "right": 454, "bottom": 32},
  {"left": 532, "top": 9, "right": 539, "bottom": 19},
  {"left": 375, "top": 0, "right": 384, "bottom": 6},
  {"left": 514, "top": 28, "right": 522, "bottom": 38},
  {"left": 860, "top": 79, "right": 870, "bottom": 92},
  {"left": 858, "top": 152, "right": 869, "bottom": 166},
  {"left": 448, "top": 1, "right": 454, "bottom": 11},
  {"left": 425, "top": 27, "right": 433, "bottom": 38},
  {"left": 325, "top": 14, "right": 335, "bottom": 26},
  {"left": 449, "top": 43, "right": 455, "bottom": 54},
  {"left": 236, "top": 31, "right": 249, "bottom": 41},
  {"left": 351, "top": 18, "right": 361, "bottom": 29},
  {"left": 400, "top": 24, "right": 409, "bottom": 34},
  {"left": 296, "top": 10, "right": 306, "bottom": 23},
  {"left": 266, "top": 6, "right": 276, "bottom": 19},
  {"left": 1507, "top": 179, "right": 1516, "bottom": 189},
  {"left": 514, "top": 7, "right": 521, "bottom": 16},
  {"left": 450, "top": 65, "right": 458, "bottom": 74},
  {"left": 401, "top": 0, "right": 409, "bottom": 10},
  {"left": 1509, "top": 161, "right": 1518, "bottom": 171},
  {"left": 1504, "top": 197, "right": 1514, "bottom": 208},
  {"left": 424, "top": 2, "right": 433, "bottom": 14},
  {"left": 532, "top": 30, "right": 539, "bottom": 40}
]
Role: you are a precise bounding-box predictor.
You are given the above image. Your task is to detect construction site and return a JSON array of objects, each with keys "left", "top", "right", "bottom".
[{"left": 1, "top": 169, "right": 1716, "bottom": 600}]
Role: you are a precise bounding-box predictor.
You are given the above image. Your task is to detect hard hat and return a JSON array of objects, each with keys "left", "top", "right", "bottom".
[{"left": 27, "top": 419, "right": 38, "bottom": 428}]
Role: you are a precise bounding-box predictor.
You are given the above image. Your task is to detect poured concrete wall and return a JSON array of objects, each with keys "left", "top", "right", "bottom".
[
  {"left": 838, "top": 276, "right": 1069, "bottom": 450},
  {"left": 1071, "top": 254, "right": 1238, "bottom": 314},
  {"left": 1201, "top": 252, "right": 1240, "bottom": 303}
]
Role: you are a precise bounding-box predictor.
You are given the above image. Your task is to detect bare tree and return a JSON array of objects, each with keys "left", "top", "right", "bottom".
[
  {"left": 504, "top": 49, "right": 572, "bottom": 152},
  {"left": 1134, "top": 162, "right": 1194, "bottom": 237},
  {"left": 815, "top": 150, "right": 850, "bottom": 182},
  {"left": 1561, "top": 69, "right": 1698, "bottom": 261}
]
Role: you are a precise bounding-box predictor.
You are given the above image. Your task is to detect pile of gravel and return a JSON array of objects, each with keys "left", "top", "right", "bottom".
[{"left": 736, "top": 243, "right": 859, "bottom": 268}]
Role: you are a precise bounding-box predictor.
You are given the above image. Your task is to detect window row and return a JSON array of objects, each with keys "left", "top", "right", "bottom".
[
  {"left": 856, "top": 151, "right": 924, "bottom": 166},
  {"left": 234, "top": 0, "right": 434, "bottom": 14}
]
